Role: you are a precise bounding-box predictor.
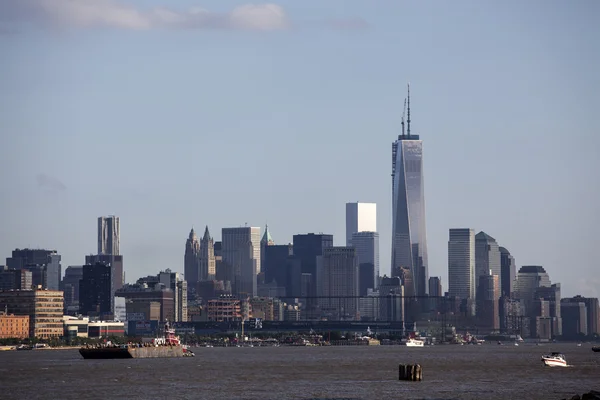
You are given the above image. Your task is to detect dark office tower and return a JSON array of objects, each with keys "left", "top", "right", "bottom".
[
  {"left": 476, "top": 272, "right": 500, "bottom": 330},
  {"left": 379, "top": 276, "right": 404, "bottom": 322},
  {"left": 475, "top": 232, "right": 501, "bottom": 294},
  {"left": 428, "top": 276, "right": 442, "bottom": 312},
  {"left": 260, "top": 224, "right": 275, "bottom": 275},
  {"left": 292, "top": 233, "right": 333, "bottom": 283},
  {"left": 560, "top": 301, "right": 588, "bottom": 339},
  {"left": 391, "top": 85, "right": 428, "bottom": 297},
  {"left": 61, "top": 266, "right": 83, "bottom": 314},
  {"left": 316, "top": 247, "right": 359, "bottom": 320},
  {"left": 85, "top": 254, "right": 124, "bottom": 312},
  {"left": 563, "top": 296, "right": 599, "bottom": 336},
  {"left": 499, "top": 247, "right": 516, "bottom": 297},
  {"left": 79, "top": 262, "right": 112, "bottom": 318},
  {"left": 264, "top": 244, "right": 293, "bottom": 286},
  {"left": 184, "top": 228, "right": 201, "bottom": 286},
  {"left": 6, "top": 248, "right": 61, "bottom": 290},
  {"left": 352, "top": 231, "right": 380, "bottom": 294},
  {"left": 0, "top": 267, "right": 32, "bottom": 290}
]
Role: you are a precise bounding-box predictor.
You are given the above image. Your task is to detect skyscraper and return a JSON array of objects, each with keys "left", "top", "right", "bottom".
[
  {"left": 345, "top": 202, "right": 377, "bottom": 246},
  {"left": 499, "top": 247, "right": 516, "bottom": 297},
  {"left": 98, "top": 216, "right": 120, "bottom": 255},
  {"left": 184, "top": 228, "right": 201, "bottom": 286},
  {"left": 222, "top": 227, "right": 261, "bottom": 297},
  {"left": 448, "top": 228, "right": 475, "bottom": 301},
  {"left": 260, "top": 224, "right": 275, "bottom": 274},
  {"left": 477, "top": 271, "right": 500, "bottom": 330},
  {"left": 391, "top": 85, "right": 428, "bottom": 296},
  {"left": 316, "top": 247, "right": 359, "bottom": 320},
  {"left": 351, "top": 231, "right": 380, "bottom": 294},
  {"left": 475, "top": 231, "right": 501, "bottom": 294},
  {"left": 200, "top": 226, "right": 216, "bottom": 280}
]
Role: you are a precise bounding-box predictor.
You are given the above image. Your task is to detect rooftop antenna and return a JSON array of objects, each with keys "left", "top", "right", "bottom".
[
  {"left": 401, "top": 98, "right": 407, "bottom": 138},
  {"left": 407, "top": 83, "right": 411, "bottom": 138}
]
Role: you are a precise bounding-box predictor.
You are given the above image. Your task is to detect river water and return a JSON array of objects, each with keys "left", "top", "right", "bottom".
[{"left": 0, "top": 343, "right": 598, "bottom": 399}]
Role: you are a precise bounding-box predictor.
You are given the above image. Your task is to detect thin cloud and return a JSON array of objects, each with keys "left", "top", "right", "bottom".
[
  {"left": 0, "top": 0, "right": 289, "bottom": 31},
  {"left": 36, "top": 173, "right": 67, "bottom": 192}
]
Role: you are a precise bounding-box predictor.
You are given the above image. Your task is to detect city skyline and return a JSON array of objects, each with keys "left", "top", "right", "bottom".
[{"left": 0, "top": 1, "right": 598, "bottom": 299}]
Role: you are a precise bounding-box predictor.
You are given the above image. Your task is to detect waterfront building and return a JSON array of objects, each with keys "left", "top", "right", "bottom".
[
  {"left": 391, "top": 86, "right": 428, "bottom": 297},
  {"left": 316, "top": 247, "right": 359, "bottom": 320},
  {"left": 222, "top": 227, "right": 261, "bottom": 297},
  {"left": 116, "top": 284, "right": 174, "bottom": 322},
  {"left": 499, "top": 247, "right": 516, "bottom": 297},
  {"left": 514, "top": 265, "right": 551, "bottom": 316},
  {"left": 535, "top": 283, "right": 562, "bottom": 337},
  {"left": 250, "top": 297, "right": 275, "bottom": 320},
  {"left": 206, "top": 295, "right": 241, "bottom": 322},
  {"left": 0, "top": 289, "right": 63, "bottom": 338},
  {"left": 379, "top": 276, "right": 404, "bottom": 322},
  {"left": 560, "top": 301, "right": 587, "bottom": 339},
  {"left": 448, "top": 228, "right": 476, "bottom": 303},
  {"left": 158, "top": 269, "right": 187, "bottom": 322},
  {"left": 352, "top": 231, "right": 380, "bottom": 294},
  {"left": 345, "top": 202, "right": 377, "bottom": 246},
  {"left": 562, "top": 295, "right": 599, "bottom": 335},
  {"left": 0, "top": 312, "right": 29, "bottom": 339},
  {"left": 475, "top": 232, "right": 501, "bottom": 294}
]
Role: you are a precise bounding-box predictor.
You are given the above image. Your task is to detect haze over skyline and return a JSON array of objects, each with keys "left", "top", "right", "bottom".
[{"left": 1, "top": 0, "right": 598, "bottom": 298}]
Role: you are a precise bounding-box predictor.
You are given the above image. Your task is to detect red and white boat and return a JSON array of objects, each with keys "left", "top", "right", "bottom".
[
  {"left": 541, "top": 352, "right": 567, "bottom": 367},
  {"left": 152, "top": 322, "right": 194, "bottom": 357}
]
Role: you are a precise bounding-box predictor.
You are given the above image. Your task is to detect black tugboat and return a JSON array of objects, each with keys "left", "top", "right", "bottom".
[{"left": 79, "top": 322, "right": 195, "bottom": 359}]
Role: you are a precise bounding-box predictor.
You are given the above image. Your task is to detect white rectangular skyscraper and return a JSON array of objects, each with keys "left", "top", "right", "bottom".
[
  {"left": 448, "top": 228, "right": 475, "bottom": 300},
  {"left": 345, "top": 202, "right": 377, "bottom": 246}
]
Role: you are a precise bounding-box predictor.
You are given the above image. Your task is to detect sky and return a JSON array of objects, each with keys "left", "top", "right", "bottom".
[{"left": 1, "top": 0, "right": 599, "bottom": 298}]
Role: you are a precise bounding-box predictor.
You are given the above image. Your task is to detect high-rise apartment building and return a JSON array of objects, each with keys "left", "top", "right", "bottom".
[
  {"left": 316, "top": 247, "right": 359, "bottom": 320},
  {"left": 222, "top": 227, "right": 261, "bottom": 298},
  {"left": 499, "top": 247, "right": 516, "bottom": 297},
  {"left": 351, "top": 231, "right": 380, "bottom": 294},
  {"left": 0, "top": 289, "right": 64, "bottom": 339},
  {"left": 345, "top": 202, "right": 377, "bottom": 246},
  {"left": 158, "top": 269, "right": 187, "bottom": 322},
  {"left": 448, "top": 228, "right": 475, "bottom": 301},
  {"left": 475, "top": 232, "right": 501, "bottom": 294},
  {"left": 391, "top": 86, "right": 428, "bottom": 296},
  {"left": 98, "top": 216, "right": 120, "bottom": 255}
]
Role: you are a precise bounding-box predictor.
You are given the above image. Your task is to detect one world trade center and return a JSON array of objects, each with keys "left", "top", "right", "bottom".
[{"left": 391, "top": 84, "right": 429, "bottom": 297}]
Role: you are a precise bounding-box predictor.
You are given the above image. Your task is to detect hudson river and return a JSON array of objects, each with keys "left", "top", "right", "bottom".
[{"left": 1, "top": 343, "right": 598, "bottom": 399}]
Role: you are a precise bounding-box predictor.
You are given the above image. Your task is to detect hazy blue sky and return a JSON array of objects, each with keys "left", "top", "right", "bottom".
[{"left": 1, "top": 0, "right": 598, "bottom": 298}]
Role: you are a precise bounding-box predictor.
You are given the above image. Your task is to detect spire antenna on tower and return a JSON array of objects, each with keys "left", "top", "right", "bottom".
[
  {"left": 407, "top": 83, "right": 411, "bottom": 138},
  {"left": 401, "top": 98, "right": 406, "bottom": 138}
]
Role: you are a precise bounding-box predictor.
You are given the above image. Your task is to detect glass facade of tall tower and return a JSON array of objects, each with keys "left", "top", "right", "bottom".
[
  {"left": 391, "top": 136, "right": 428, "bottom": 296},
  {"left": 448, "top": 228, "right": 475, "bottom": 301}
]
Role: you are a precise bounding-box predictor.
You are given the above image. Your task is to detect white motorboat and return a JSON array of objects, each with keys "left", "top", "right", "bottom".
[
  {"left": 404, "top": 338, "right": 425, "bottom": 347},
  {"left": 541, "top": 352, "right": 568, "bottom": 367}
]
